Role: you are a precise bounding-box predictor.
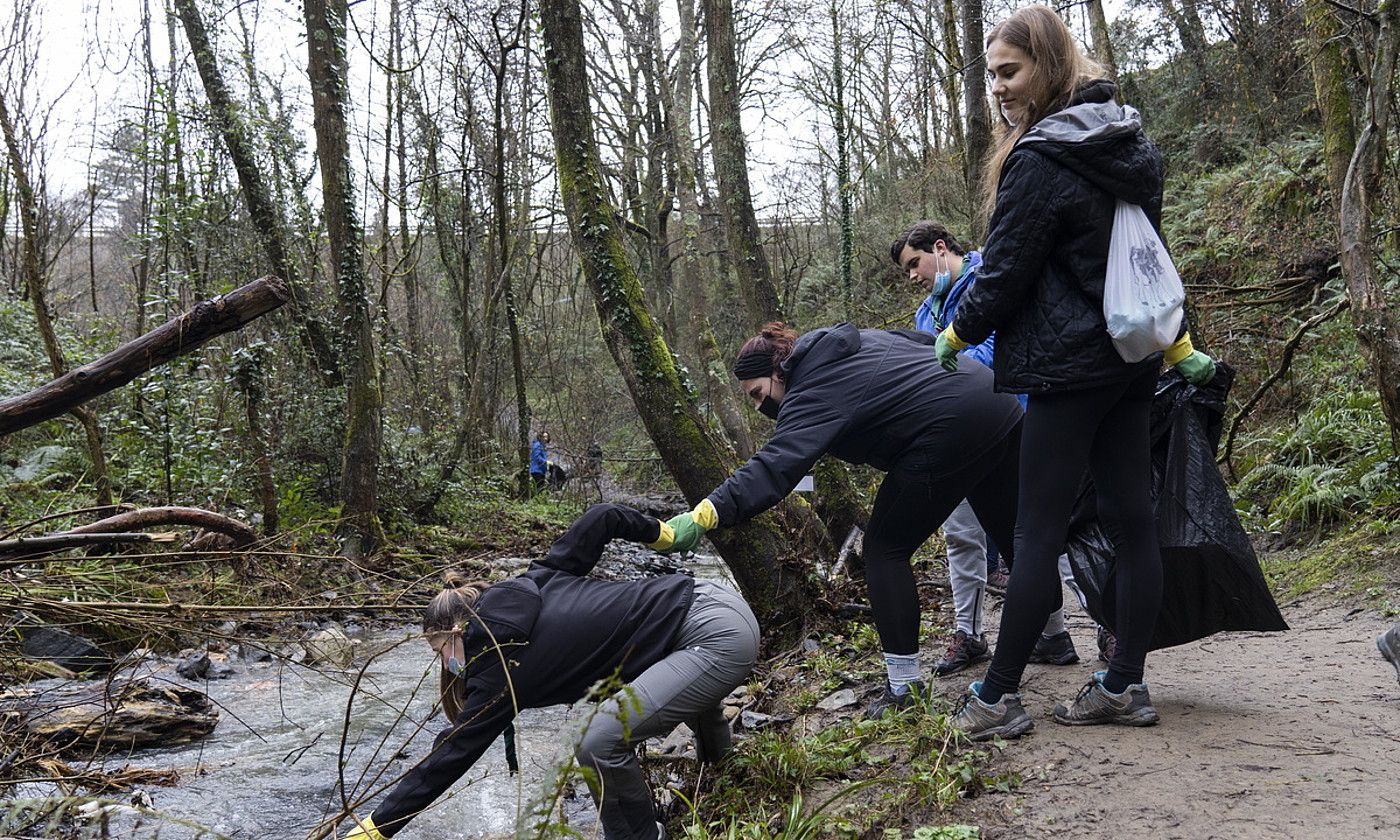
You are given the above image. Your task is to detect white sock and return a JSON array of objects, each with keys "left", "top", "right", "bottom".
[
  {"left": 1041, "top": 609, "right": 1066, "bottom": 637},
  {"left": 883, "top": 652, "right": 921, "bottom": 694}
]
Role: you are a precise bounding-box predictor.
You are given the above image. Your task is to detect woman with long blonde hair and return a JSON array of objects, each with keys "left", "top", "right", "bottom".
[
  {"left": 342, "top": 503, "right": 759, "bottom": 840},
  {"left": 932, "top": 5, "right": 1216, "bottom": 739}
]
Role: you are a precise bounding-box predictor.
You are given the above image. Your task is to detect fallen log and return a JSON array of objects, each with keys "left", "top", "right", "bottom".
[
  {"left": 0, "top": 532, "right": 175, "bottom": 560},
  {"left": 0, "top": 677, "right": 218, "bottom": 752},
  {"left": 0, "top": 275, "right": 290, "bottom": 436},
  {"left": 64, "top": 507, "right": 258, "bottom": 547}
]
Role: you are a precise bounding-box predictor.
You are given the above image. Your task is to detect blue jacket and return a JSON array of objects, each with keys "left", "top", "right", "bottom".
[
  {"left": 530, "top": 439, "right": 549, "bottom": 475},
  {"left": 915, "top": 252, "right": 1027, "bottom": 408},
  {"left": 914, "top": 252, "right": 995, "bottom": 370}
]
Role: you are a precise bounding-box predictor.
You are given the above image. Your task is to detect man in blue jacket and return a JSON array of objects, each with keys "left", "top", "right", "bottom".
[{"left": 893, "top": 221, "right": 1079, "bottom": 676}]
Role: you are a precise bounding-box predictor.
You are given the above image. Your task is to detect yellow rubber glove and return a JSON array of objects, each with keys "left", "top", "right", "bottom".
[
  {"left": 934, "top": 326, "right": 968, "bottom": 372},
  {"left": 344, "top": 815, "right": 386, "bottom": 840},
  {"left": 646, "top": 520, "right": 676, "bottom": 551}
]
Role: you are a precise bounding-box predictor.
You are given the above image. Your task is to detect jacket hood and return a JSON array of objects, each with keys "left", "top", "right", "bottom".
[
  {"left": 782, "top": 322, "right": 861, "bottom": 386},
  {"left": 1016, "top": 80, "right": 1162, "bottom": 206},
  {"left": 461, "top": 578, "right": 540, "bottom": 661}
]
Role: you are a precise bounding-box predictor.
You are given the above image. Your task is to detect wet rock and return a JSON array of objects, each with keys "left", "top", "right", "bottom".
[
  {"left": 802, "top": 637, "right": 821, "bottom": 653},
  {"left": 738, "top": 710, "right": 792, "bottom": 730},
  {"left": 0, "top": 676, "right": 218, "bottom": 752},
  {"left": 230, "top": 643, "right": 273, "bottom": 663},
  {"left": 15, "top": 617, "right": 113, "bottom": 674},
  {"left": 816, "top": 689, "right": 858, "bottom": 712},
  {"left": 301, "top": 627, "right": 355, "bottom": 668},
  {"left": 657, "top": 723, "right": 694, "bottom": 755},
  {"left": 177, "top": 650, "right": 235, "bottom": 681},
  {"left": 176, "top": 651, "right": 211, "bottom": 679}
]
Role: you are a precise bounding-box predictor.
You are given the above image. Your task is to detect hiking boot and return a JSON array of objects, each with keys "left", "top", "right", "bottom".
[
  {"left": 1028, "top": 631, "right": 1080, "bottom": 665},
  {"left": 1096, "top": 626, "right": 1118, "bottom": 663},
  {"left": 1378, "top": 624, "right": 1400, "bottom": 687},
  {"left": 949, "top": 681, "right": 1034, "bottom": 741},
  {"left": 933, "top": 631, "right": 990, "bottom": 676},
  {"left": 867, "top": 680, "right": 926, "bottom": 719},
  {"left": 986, "top": 566, "right": 1010, "bottom": 596},
  {"left": 1053, "top": 672, "right": 1159, "bottom": 727}
]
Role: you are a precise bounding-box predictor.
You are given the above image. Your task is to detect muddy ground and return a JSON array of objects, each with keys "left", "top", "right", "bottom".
[{"left": 938, "top": 595, "right": 1400, "bottom": 839}]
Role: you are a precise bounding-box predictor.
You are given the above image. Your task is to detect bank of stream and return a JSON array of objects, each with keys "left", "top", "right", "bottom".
[{"left": 12, "top": 547, "right": 737, "bottom": 839}]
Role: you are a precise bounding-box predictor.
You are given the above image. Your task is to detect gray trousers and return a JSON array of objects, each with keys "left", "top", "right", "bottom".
[
  {"left": 576, "top": 581, "right": 759, "bottom": 840},
  {"left": 943, "top": 499, "right": 1087, "bottom": 636}
]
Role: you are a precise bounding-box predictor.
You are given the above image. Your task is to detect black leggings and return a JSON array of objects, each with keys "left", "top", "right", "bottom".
[
  {"left": 983, "top": 366, "right": 1161, "bottom": 695},
  {"left": 863, "top": 423, "right": 1021, "bottom": 655}
]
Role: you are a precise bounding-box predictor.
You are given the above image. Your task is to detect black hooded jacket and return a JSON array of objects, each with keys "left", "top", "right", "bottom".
[
  {"left": 951, "top": 80, "right": 1169, "bottom": 393},
  {"left": 372, "top": 504, "right": 694, "bottom": 836},
  {"left": 706, "top": 324, "right": 1023, "bottom": 527}
]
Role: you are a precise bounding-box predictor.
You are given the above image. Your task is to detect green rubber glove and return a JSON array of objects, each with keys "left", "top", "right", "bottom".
[
  {"left": 934, "top": 326, "right": 967, "bottom": 372},
  {"left": 657, "top": 499, "right": 718, "bottom": 554},
  {"left": 344, "top": 816, "right": 386, "bottom": 840},
  {"left": 661, "top": 512, "right": 707, "bottom": 554},
  {"left": 1175, "top": 350, "right": 1216, "bottom": 386}
]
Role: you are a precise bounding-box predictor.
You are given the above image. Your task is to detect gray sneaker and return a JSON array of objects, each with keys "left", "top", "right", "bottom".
[
  {"left": 1053, "top": 672, "right": 1159, "bottom": 727},
  {"left": 949, "top": 681, "right": 1034, "bottom": 741},
  {"left": 1379, "top": 624, "right": 1400, "bottom": 687}
]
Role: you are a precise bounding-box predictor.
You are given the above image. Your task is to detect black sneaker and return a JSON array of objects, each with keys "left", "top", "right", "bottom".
[
  {"left": 1028, "top": 631, "right": 1080, "bottom": 665},
  {"left": 1378, "top": 624, "right": 1400, "bottom": 687},
  {"left": 867, "top": 680, "right": 926, "bottom": 719},
  {"left": 933, "top": 631, "right": 990, "bottom": 676},
  {"left": 1053, "top": 672, "right": 1159, "bottom": 727},
  {"left": 1096, "top": 626, "right": 1118, "bottom": 663}
]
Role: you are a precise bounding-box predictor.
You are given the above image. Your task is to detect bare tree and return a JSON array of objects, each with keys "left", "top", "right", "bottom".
[{"left": 305, "top": 0, "right": 386, "bottom": 556}]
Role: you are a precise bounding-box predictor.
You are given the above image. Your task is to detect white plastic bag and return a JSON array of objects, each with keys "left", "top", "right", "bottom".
[{"left": 1103, "top": 200, "right": 1185, "bottom": 362}]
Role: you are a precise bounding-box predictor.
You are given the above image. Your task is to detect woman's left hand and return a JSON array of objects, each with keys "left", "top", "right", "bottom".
[{"left": 1175, "top": 350, "right": 1216, "bottom": 385}]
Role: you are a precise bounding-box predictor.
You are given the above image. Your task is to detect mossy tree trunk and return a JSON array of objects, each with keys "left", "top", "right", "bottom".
[
  {"left": 702, "top": 0, "right": 784, "bottom": 326},
  {"left": 540, "top": 0, "right": 817, "bottom": 634},
  {"left": 305, "top": 0, "right": 386, "bottom": 558},
  {"left": 960, "top": 0, "right": 990, "bottom": 232},
  {"left": 667, "top": 0, "right": 755, "bottom": 460},
  {"left": 1332, "top": 0, "right": 1400, "bottom": 449},
  {"left": 0, "top": 94, "right": 112, "bottom": 506},
  {"left": 174, "top": 0, "right": 341, "bottom": 386}
]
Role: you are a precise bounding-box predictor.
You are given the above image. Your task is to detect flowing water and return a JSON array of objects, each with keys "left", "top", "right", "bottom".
[{"left": 14, "top": 551, "right": 735, "bottom": 839}]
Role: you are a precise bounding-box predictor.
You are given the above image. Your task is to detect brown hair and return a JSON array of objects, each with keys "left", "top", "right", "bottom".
[
  {"left": 427, "top": 570, "right": 489, "bottom": 723},
  {"left": 889, "top": 221, "right": 967, "bottom": 265},
  {"left": 979, "top": 5, "right": 1105, "bottom": 223},
  {"left": 734, "top": 322, "right": 801, "bottom": 382}
]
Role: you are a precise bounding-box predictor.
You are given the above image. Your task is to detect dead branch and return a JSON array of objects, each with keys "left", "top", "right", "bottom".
[
  {"left": 0, "top": 275, "right": 290, "bottom": 436},
  {"left": 63, "top": 507, "right": 259, "bottom": 546},
  {"left": 1221, "top": 297, "right": 1351, "bottom": 475},
  {"left": 0, "top": 533, "right": 176, "bottom": 561}
]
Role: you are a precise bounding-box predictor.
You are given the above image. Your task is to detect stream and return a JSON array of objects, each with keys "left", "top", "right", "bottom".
[{"left": 13, "top": 550, "right": 736, "bottom": 839}]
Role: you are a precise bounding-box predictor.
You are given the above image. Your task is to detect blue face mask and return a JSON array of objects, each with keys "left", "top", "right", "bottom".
[
  {"left": 445, "top": 655, "right": 466, "bottom": 677},
  {"left": 931, "top": 270, "right": 953, "bottom": 299}
]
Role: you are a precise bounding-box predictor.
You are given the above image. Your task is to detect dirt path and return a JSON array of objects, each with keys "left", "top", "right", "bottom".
[{"left": 935, "top": 597, "right": 1400, "bottom": 839}]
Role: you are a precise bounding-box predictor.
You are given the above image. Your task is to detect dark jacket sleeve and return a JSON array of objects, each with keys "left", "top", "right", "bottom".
[
  {"left": 371, "top": 675, "right": 515, "bottom": 836},
  {"left": 537, "top": 503, "right": 662, "bottom": 576},
  {"left": 706, "top": 392, "right": 849, "bottom": 526},
  {"left": 951, "top": 150, "right": 1063, "bottom": 346}
]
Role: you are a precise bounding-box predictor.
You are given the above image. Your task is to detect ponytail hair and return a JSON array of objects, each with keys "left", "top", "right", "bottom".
[
  {"left": 979, "top": 5, "right": 1105, "bottom": 225},
  {"left": 427, "top": 570, "right": 490, "bottom": 723},
  {"left": 732, "top": 322, "right": 801, "bottom": 382}
]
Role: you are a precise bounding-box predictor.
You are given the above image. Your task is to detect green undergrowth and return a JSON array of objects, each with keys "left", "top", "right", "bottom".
[
  {"left": 1258, "top": 527, "right": 1399, "bottom": 606},
  {"left": 678, "top": 699, "right": 1010, "bottom": 838}
]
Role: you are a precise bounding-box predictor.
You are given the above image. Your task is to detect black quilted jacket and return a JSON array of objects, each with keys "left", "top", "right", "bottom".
[{"left": 951, "top": 80, "right": 1169, "bottom": 393}]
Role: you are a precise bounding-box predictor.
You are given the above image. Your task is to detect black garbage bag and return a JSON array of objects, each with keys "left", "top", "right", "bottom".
[{"left": 1065, "top": 361, "right": 1288, "bottom": 650}]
